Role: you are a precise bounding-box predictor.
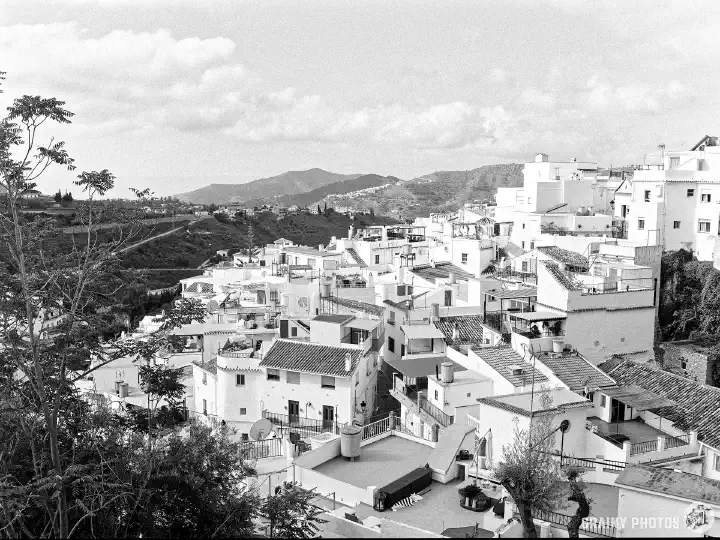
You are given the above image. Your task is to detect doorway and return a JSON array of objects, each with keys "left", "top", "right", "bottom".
[
  {"left": 610, "top": 399, "right": 626, "bottom": 423},
  {"left": 322, "top": 406, "right": 335, "bottom": 432},
  {"left": 288, "top": 400, "right": 299, "bottom": 424},
  {"left": 621, "top": 205, "right": 627, "bottom": 218}
]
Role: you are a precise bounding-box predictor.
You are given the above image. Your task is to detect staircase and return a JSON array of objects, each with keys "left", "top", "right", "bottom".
[{"left": 345, "top": 248, "right": 368, "bottom": 268}]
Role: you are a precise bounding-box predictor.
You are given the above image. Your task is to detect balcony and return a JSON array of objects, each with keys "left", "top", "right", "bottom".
[{"left": 390, "top": 378, "right": 453, "bottom": 428}]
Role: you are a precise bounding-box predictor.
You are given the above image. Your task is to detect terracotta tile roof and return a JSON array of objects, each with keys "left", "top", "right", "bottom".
[
  {"left": 345, "top": 248, "right": 368, "bottom": 268},
  {"left": 470, "top": 346, "right": 549, "bottom": 387},
  {"left": 409, "top": 262, "right": 475, "bottom": 284},
  {"left": 383, "top": 299, "right": 412, "bottom": 312},
  {"left": 260, "top": 339, "right": 363, "bottom": 377},
  {"left": 536, "top": 352, "right": 616, "bottom": 392},
  {"left": 433, "top": 315, "right": 485, "bottom": 355},
  {"left": 540, "top": 261, "right": 580, "bottom": 291},
  {"left": 536, "top": 246, "right": 589, "bottom": 269},
  {"left": 186, "top": 282, "right": 214, "bottom": 294},
  {"left": 599, "top": 358, "right": 720, "bottom": 450},
  {"left": 615, "top": 466, "right": 720, "bottom": 505},
  {"left": 192, "top": 358, "right": 218, "bottom": 375},
  {"left": 478, "top": 392, "right": 591, "bottom": 418},
  {"left": 328, "top": 297, "right": 384, "bottom": 317}
]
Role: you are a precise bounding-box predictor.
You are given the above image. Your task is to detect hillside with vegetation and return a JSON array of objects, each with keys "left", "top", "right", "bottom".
[
  {"left": 320, "top": 163, "right": 524, "bottom": 219},
  {"left": 175, "top": 168, "right": 362, "bottom": 204},
  {"left": 247, "top": 173, "right": 400, "bottom": 208},
  {"left": 659, "top": 249, "right": 720, "bottom": 385}
]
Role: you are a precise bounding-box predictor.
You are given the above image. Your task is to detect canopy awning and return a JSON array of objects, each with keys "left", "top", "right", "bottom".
[
  {"left": 385, "top": 355, "right": 465, "bottom": 379},
  {"left": 600, "top": 385, "right": 676, "bottom": 410},
  {"left": 509, "top": 311, "right": 567, "bottom": 322},
  {"left": 401, "top": 324, "right": 446, "bottom": 340},
  {"left": 345, "top": 318, "right": 381, "bottom": 331},
  {"left": 484, "top": 288, "right": 537, "bottom": 300}
]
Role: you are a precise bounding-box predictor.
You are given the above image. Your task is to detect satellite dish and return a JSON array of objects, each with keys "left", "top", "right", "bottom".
[
  {"left": 559, "top": 420, "right": 571, "bottom": 433},
  {"left": 249, "top": 418, "right": 274, "bottom": 441}
]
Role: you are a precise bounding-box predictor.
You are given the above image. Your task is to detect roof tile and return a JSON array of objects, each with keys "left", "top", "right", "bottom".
[
  {"left": 260, "top": 339, "right": 363, "bottom": 377},
  {"left": 471, "top": 346, "right": 549, "bottom": 387},
  {"left": 434, "top": 315, "right": 485, "bottom": 355}
]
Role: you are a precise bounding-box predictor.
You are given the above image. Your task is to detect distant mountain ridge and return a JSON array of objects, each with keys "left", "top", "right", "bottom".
[
  {"left": 175, "top": 168, "right": 362, "bottom": 205},
  {"left": 245, "top": 174, "right": 401, "bottom": 208}
]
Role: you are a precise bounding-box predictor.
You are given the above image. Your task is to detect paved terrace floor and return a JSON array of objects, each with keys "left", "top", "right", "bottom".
[
  {"left": 353, "top": 478, "right": 507, "bottom": 535},
  {"left": 587, "top": 417, "right": 668, "bottom": 444},
  {"left": 313, "top": 436, "right": 433, "bottom": 489}
]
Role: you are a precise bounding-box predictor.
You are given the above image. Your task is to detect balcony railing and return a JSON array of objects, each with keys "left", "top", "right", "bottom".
[
  {"left": 482, "top": 311, "right": 505, "bottom": 334},
  {"left": 493, "top": 269, "right": 538, "bottom": 285},
  {"left": 240, "top": 438, "right": 282, "bottom": 460},
  {"left": 262, "top": 410, "right": 339, "bottom": 437},
  {"left": 361, "top": 416, "right": 391, "bottom": 441},
  {"left": 466, "top": 414, "right": 482, "bottom": 433},
  {"left": 664, "top": 434, "right": 690, "bottom": 450},
  {"left": 418, "top": 392, "right": 453, "bottom": 427},
  {"left": 532, "top": 509, "right": 617, "bottom": 538},
  {"left": 630, "top": 439, "right": 658, "bottom": 455}
]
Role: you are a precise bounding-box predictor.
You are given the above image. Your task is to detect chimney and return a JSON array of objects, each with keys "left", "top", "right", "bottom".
[
  {"left": 345, "top": 352, "right": 352, "bottom": 372},
  {"left": 452, "top": 322, "right": 460, "bottom": 340},
  {"left": 319, "top": 244, "right": 325, "bottom": 252},
  {"left": 449, "top": 273, "right": 456, "bottom": 285}
]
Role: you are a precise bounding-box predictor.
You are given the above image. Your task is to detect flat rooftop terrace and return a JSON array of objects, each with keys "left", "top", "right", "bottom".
[{"left": 312, "top": 436, "right": 433, "bottom": 489}]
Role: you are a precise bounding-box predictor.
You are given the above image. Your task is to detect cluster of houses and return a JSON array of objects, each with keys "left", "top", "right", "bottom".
[{"left": 75, "top": 140, "right": 720, "bottom": 538}]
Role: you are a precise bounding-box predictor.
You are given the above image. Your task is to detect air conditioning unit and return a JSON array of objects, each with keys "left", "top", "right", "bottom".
[{"left": 510, "top": 365, "right": 525, "bottom": 376}]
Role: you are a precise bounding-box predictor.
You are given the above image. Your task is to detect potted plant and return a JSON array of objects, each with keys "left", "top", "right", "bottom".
[
  {"left": 458, "top": 484, "right": 482, "bottom": 507},
  {"left": 551, "top": 320, "right": 563, "bottom": 336},
  {"left": 529, "top": 325, "right": 541, "bottom": 339}
]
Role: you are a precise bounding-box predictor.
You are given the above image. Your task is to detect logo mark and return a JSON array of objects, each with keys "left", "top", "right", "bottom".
[{"left": 684, "top": 503, "right": 715, "bottom": 534}]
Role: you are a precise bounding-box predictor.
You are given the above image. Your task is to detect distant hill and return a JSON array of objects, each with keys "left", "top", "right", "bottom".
[
  {"left": 175, "top": 168, "right": 362, "bottom": 205},
  {"left": 321, "top": 164, "right": 524, "bottom": 219},
  {"left": 248, "top": 174, "right": 400, "bottom": 208}
]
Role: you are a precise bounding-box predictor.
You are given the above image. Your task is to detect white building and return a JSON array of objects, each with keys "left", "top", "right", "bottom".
[{"left": 614, "top": 135, "right": 720, "bottom": 261}]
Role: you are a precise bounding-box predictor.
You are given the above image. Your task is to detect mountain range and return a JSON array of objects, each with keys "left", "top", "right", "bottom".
[
  {"left": 175, "top": 164, "right": 524, "bottom": 218},
  {"left": 175, "top": 168, "right": 361, "bottom": 205}
]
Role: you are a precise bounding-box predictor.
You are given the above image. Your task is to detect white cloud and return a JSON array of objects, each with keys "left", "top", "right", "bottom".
[
  {"left": 0, "top": 22, "right": 517, "bottom": 149},
  {"left": 520, "top": 88, "right": 556, "bottom": 109},
  {"left": 582, "top": 79, "right": 685, "bottom": 112}
]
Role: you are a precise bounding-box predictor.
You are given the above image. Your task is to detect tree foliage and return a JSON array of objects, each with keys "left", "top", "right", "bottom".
[
  {"left": 259, "top": 482, "right": 326, "bottom": 539},
  {"left": 494, "top": 391, "right": 564, "bottom": 538}
]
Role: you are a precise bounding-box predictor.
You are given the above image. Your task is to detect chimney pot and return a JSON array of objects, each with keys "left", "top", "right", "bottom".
[{"left": 345, "top": 352, "right": 352, "bottom": 372}]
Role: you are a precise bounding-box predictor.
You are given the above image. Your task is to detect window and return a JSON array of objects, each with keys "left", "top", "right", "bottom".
[
  {"left": 407, "top": 285, "right": 414, "bottom": 295},
  {"left": 587, "top": 392, "right": 594, "bottom": 403},
  {"left": 702, "top": 192, "right": 712, "bottom": 203},
  {"left": 600, "top": 395, "right": 607, "bottom": 407},
  {"left": 644, "top": 190, "right": 651, "bottom": 202},
  {"left": 522, "top": 260, "right": 528, "bottom": 272},
  {"left": 388, "top": 336, "right": 395, "bottom": 353},
  {"left": 444, "top": 290, "right": 452, "bottom": 307},
  {"left": 699, "top": 220, "right": 711, "bottom": 233},
  {"left": 638, "top": 218, "right": 645, "bottom": 230},
  {"left": 286, "top": 371, "right": 300, "bottom": 384},
  {"left": 267, "top": 369, "right": 280, "bottom": 381},
  {"left": 673, "top": 221, "right": 681, "bottom": 229},
  {"left": 203, "top": 399, "right": 207, "bottom": 415},
  {"left": 681, "top": 357, "right": 687, "bottom": 370},
  {"left": 269, "top": 290, "right": 279, "bottom": 303},
  {"left": 687, "top": 189, "right": 695, "bottom": 197},
  {"left": 240, "top": 408, "right": 247, "bottom": 415},
  {"left": 202, "top": 372, "right": 207, "bottom": 385},
  {"left": 461, "top": 253, "right": 468, "bottom": 264},
  {"left": 397, "top": 285, "right": 406, "bottom": 296},
  {"left": 530, "top": 241, "right": 535, "bottom": 250},
  {"left": 375, "top": 254, "right": 380, "bottom": 264},
  {"left": 521, "top": 241, "right": 525, "bottom": 249},
  {"left": 236, "top": 374, "right": 245, "bottom": 386},
  {"left": 259, "top": 260, "right": 266, "bottom": 267},
  {"left": 400, "top": 344, "right": 405, "bottom": 357},
  {"left": 307, "top": 258, "right": 316, "bottom": 268},
  {"left": 388, "top": 311, "right": 395, "bottom": 325},
  {"left": 321, "top": 376, "right": 335, "bottom": 389},
  {"left": 670, "top": 156, "right": 680, "bottom": 169},
  {"left": 715, "top": 453, "right": 720, "bottom": 472},
  {"left": 434, "top": 390, "right": 439, "bottom": 400},
  {"left": 291, "top": 326, "right": 298, "bottom": 337},
  {"left": 466, "top": 392, "right": 471, "bottom": 398}
]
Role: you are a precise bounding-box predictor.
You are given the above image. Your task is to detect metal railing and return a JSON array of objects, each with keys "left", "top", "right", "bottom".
[
  {"left": 493, "top": 269, "right": 538, "bottom": 285},
  {"left": 585, "top": 422, "right": 624, "bottom": 449},
  {"left": 418, "top": 392, "right": 453, "bottom": 427},
  {"left": 396, "top": 421, "right": 434, "bottom": 442},
  {"left": 482, "top": 311, "right": 505, "bottom": 334},
  {"left": 361, "top": 416, "right": 391, "bottom": 441},
  {"left": 466, "top": 414, "right": 482, "bottom": 433},
  {"left": 664, "top": 434, "right": 691, "bottom": 450},
  {"left": 240, "top": 438, "right": 282, "bottom": 460},
  {"left": 544, "top": 451, "right": 625, "bottom": 473},
  {"left": 533, "top": 509, "right": 616, "bottom": 538},
  {"left": 262, "top": 410, "right": 338, "bottom": 438},
  {"left": 630, "top": 439, "right": 658, "bottom": 455}
]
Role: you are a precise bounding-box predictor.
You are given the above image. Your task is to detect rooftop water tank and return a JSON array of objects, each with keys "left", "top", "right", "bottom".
[
  {"left": 340, "top": 424, "right": 362, "bottom": 461},
  {"left": 118, "top": 382, "right": 129, "bottom": 398},
  {"left": 440, "top": 362, "right": 454, "bottom": 384}
]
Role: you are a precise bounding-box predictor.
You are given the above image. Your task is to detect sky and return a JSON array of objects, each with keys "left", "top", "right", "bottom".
[{"left": 2, "top": 0, "right": 720, "bottom": 198}]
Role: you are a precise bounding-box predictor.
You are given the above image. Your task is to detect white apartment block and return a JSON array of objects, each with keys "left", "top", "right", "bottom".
[{"left": 614, "top": 135, "right": 720, "bottom": 261}]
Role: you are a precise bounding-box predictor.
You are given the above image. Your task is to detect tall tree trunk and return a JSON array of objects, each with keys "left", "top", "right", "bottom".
[
  {"left": 518, "top": 502, "right": 537, "bottom": 538},
  {"left": 567, "top": 481, "right": 590, "bottom": 539}
]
